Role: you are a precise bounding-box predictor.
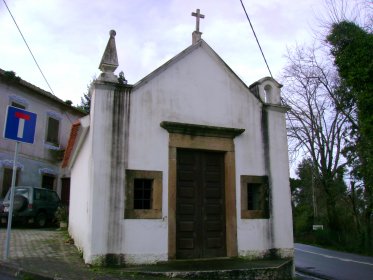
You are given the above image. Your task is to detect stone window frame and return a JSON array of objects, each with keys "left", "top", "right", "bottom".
[
  {"left": 241, "top": 175, "right": 269, "bottom": 219},
  {"left": 125, "top": 169, "right": 162, "bottom": 219}
]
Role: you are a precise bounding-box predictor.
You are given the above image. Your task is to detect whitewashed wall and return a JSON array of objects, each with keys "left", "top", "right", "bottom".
[
  {"left": 68, "top": 126, "right": 92, "bottom": 260},
  {"left": 126, "top": 43, "right": 287, "bottom": 262},
  {"left": 266, "top": 108, "right": 294, "bottom": 256}
]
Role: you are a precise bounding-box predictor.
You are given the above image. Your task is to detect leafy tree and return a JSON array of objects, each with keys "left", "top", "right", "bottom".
[
  {"left": 78, "top": 91, "right": 91, "bottom": 114},
  {"left": 77, "top": 78, "right": 96, "bottom": 114},
  {"left": 291, "top": 159, "right": 318, "bottom": 236},
  {"left": 327, "top": 20, "right": 373, "bottom": 250},
  {"left": 284, "top": 0, "right": 372, "bottom": 254}
]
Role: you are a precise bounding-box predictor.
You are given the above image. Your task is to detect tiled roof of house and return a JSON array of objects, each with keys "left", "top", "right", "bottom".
[{"left": 62, "top": 121, "right": 81, "bottom": 168}]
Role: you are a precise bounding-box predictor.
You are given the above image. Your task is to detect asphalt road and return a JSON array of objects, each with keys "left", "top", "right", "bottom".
[
  {"left": 295, "top": 243, "right": 373, "bottom": 280},
  {"left": 0, "top": 273, "right": 16, "bottom": 280}
]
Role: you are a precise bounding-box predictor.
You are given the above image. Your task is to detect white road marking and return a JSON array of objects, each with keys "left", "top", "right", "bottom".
[
  {"left": 295, "top": 248, "right": 373, "bottom": 266},
  {"left": 295, "top": 271, "right": 324, "bottom": 280}
]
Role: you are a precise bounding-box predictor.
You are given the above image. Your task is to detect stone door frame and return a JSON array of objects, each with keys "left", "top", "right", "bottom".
[{"left": 162, "top": 121, "right": 244, "bottom": 259}]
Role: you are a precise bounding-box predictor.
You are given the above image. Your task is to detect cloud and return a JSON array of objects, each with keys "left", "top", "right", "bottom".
[{"left": 0, "top": 0, "right": 325, "bottom": 105}]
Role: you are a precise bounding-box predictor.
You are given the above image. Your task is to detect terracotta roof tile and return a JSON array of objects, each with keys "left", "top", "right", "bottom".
[{"left": 62, "top": 121, "right": 81, "bottom": 168}]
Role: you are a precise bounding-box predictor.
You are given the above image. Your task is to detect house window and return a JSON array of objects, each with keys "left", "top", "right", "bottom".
[
  {"left": 11, "top": 102, "right": 26, "bottom": 109},
  {"left": 46, "top": 117, "right": 60, "bottom": 145},
  {"left": 125, "top": 170, "right": 162, "bottom": 219},
  {"left": 241, "top": 175, "right": 269, "bottom": 219},
  {"left": 9, "top": 95, "right": 28, "bottom": 109},
  {"left": 1, "top": 168, "right": 19, "bottom": 198},
  {"left": 42, "top": 174, "right": 55, "bottom": 190}
]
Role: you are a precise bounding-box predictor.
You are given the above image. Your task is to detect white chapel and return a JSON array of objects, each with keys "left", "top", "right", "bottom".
[{"left": 64, "top": 10, "right": 293, "bottom": 266}]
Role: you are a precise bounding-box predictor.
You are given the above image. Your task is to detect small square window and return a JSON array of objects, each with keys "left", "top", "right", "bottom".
[
  {"left": 241, "top": 175, "right": 269, "bottom": 219},
  {"left": 125, "top": 170, "right": 162, "bottom": 219}
]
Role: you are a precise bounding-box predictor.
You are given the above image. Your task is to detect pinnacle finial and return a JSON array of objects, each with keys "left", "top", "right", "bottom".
[{"left": 99, "top": 30, "right": 119, "bottom": 80}]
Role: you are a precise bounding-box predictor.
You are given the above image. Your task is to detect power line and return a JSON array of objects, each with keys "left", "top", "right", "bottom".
[
  {"left": 239, "top": 0, "right": 273, "bottom": 78},
  {"left": 2, "top": 0, "right": 77, "bottom": 125},
  {"left": 2, "top": 0, "right": 55, "bottom": 95}
]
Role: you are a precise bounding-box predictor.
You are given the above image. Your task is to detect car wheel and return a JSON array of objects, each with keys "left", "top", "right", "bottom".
[
  {"left": 35, "top": 212, "right": 47, "bottom": 228},
  {"left": 13, "top": 195, "right": 28, "bottom": 211}
]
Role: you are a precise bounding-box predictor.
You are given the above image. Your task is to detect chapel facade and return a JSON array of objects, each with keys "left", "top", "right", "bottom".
[{"left": 65, "top": 13, "right": 293, "bottom": 266}]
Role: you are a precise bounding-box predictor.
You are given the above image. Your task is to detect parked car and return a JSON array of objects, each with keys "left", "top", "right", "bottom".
[{"left": 0, "top": 186, "right": 61, "bottom": 227}]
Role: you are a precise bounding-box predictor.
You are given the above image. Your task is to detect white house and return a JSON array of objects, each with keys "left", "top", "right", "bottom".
[
  {"left": 0, "top": 69, "right": 85, "bottom": 205},
  {"left": 66, "top": 24, "right": 293, "bottom": 267}
]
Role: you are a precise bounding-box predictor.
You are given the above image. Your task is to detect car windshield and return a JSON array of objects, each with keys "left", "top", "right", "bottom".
[{"left": 5, "top": 188, "right": 30, "bottom": 200}]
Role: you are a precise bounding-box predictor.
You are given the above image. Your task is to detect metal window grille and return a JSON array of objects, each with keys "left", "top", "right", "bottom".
[
  {"left": 133, "top": 179, "right": 153, "bottom": 209},
  {"left": 247, "top": 183, "right": 262, "bottom": 210}
]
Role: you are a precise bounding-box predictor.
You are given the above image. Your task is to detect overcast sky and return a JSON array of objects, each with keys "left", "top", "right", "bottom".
[{"left": 0, "top": 0, "right": 328, "bottom": 105}]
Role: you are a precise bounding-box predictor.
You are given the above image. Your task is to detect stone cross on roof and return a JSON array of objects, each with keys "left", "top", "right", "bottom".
[
  {"left": 191, "top": 9, "right": 205, "bottom": 44},
  {"left": 191, "top": 8, "right": 205, "bottom": 33}
]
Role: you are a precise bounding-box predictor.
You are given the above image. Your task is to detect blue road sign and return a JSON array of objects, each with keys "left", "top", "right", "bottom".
[{"left": 3, "top": 106, "right": 37, "bottom": 144}]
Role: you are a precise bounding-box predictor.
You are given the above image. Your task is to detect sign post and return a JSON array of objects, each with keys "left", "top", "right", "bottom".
[
  {"left": 3, "top": 106, "right": 37, "bottom": 260},
  {"left": 4, "top": 141, "right": 19, "bottom": 259}
]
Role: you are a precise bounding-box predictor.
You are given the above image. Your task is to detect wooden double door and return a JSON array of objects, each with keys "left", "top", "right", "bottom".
[{"left": 176, "top": 149, "right": 226, "bottom": 259}]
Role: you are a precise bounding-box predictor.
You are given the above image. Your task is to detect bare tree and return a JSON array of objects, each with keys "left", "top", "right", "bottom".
[
  {"left": 284, "top": 0, "right": 372, "bottom": 252},
  {"left": 316, "top": 0, "right": 372, "bottom": 33},
  {"left": 282, "top": 44, "right": 350, "bottom": 231}
]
